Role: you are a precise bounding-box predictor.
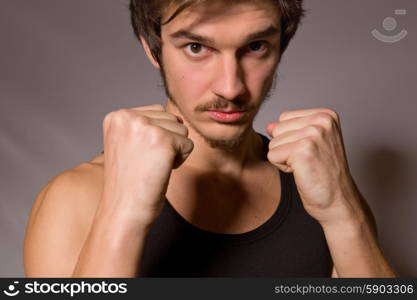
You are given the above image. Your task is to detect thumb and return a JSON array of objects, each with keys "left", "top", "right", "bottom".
[{"left": 172, "top": 137, "right": 194, "bottom": 169}]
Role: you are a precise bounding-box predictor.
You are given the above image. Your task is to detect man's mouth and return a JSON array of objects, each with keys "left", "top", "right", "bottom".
[
  {"left": 206, "top": 110, "right": 247, "bottom": 123},
  {"left": 209, "top": 109, "right": 246, "bottom": 113}
]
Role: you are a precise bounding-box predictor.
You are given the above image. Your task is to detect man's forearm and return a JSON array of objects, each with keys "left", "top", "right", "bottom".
[
  {"left": 72, "top": 198, "right": 152, "bottom": 278},
  {"left": 321, "top": 199, "right": 397, "bottom": 277}
]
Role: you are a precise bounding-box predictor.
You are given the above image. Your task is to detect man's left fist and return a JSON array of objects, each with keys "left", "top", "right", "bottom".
[{"left": 266, "top": 108, "right": 359, "bottom": 224}]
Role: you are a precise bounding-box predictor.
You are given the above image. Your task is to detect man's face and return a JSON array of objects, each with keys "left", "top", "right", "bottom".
[{"left": 158, "top": 0, "right": 281, "bottom": 148}]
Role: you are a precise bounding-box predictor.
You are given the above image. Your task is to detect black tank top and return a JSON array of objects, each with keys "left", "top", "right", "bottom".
[{"left": 134, "top": 133, "right": 333, "bottom": 277}]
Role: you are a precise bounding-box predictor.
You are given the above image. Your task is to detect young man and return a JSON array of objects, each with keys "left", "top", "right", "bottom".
[{"left": 24, "top": 0, "right": 397, "bottom": 277}]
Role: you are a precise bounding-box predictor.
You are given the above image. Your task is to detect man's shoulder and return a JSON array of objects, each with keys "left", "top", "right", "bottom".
[
  {"left": 49, "top": 154, "right": 104, "bottom": 200},
  {"left": 28, "top": 154, "right": 105, "bottom": 228},
  {"left": 70, "top": 153, "right": 105, "bottom": 189}
]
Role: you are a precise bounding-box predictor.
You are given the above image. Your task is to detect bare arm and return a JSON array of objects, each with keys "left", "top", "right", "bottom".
[
  {"left": 265, "top": 108, "right": 398, "bottom": 277},
  {"left": 322, "top": 190, "right": 398, "bottom": 278},
  {"left": 24, "top": 164, "right": 154, "bottom": 278},
  {"left": 71, "top": 192, "right": 153, "bottom": 277}
]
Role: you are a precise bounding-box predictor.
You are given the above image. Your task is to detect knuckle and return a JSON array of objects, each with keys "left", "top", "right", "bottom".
[
  {"left": 103, "top": 111, "right": 113, "bottom": 128},
  {"left": 107, "top": 109, "right": 153, "bottom": 132},
  {"left": 148, "top": 104, "right": 165, "bottom": 111},
  {"left": 306, "top": 124, "right": 324, "bottom": 138},
  {"left": 279, "top": 111, "right": 288, "bottom": 122},
  {"left": 296, "top": 138, "right": 315, "bottom": 158},
  {"left": 112, "top": 109, "right": 131, "bottom": 123},
  {"left": 313, "top": 113, "right": 334, "bottom": 129},
  {"left": 115, "top": 108, "right": 130, "bottom": 116},
  {"left": 334, "top": 111, "right": 340, "bottom": 122},
  {"left": 170, "top": 113, "right": 181, "bottom": 122},
  {"left": 268, "top": 138, "right": 279, "bottom": 150},
  {"left": 323, "top": 108, "right": 338, "bottom": 118},
  {"left": 130, "top": 116, "right": 149, "bottom": 132},
  {"left": 103, "top": 109, "right": 130, "bottom": 129},
  {"left": 147, "top": 125, "right": 169, "bottom": 145},
  {"left": 135, "top": 114, "right": 150, "bottom": 125},
  {"left": 322, "top": 108, "right": 340, "bottom": 123},
  {"left": 267, "top": 150, "right": 276, "bottom": 163},
  {"left": 160, "top": 112, "right": 178, "bottom": 122}
]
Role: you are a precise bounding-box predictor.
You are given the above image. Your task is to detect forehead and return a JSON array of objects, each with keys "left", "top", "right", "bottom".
[{"left": 161, "top": 1, "right": 281, "bottom": 42}]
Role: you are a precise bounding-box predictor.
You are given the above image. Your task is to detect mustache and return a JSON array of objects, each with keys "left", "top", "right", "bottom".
[{"left": 195, "top": 98, "right": 251, "bottom": 112}]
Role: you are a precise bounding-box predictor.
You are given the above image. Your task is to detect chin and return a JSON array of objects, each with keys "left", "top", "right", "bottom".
[{"left": 192, "top": 121, "right": 253, "bottom": 150}]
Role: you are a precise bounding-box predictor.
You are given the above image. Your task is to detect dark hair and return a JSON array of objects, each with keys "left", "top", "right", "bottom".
[{"left": 129, "top": 0, "right": 305, "bottom": 64}]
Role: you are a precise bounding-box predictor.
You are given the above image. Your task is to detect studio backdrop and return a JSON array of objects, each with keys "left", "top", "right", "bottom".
[{"left": 0, "top": 0, "right": 416, "bottom": 276}]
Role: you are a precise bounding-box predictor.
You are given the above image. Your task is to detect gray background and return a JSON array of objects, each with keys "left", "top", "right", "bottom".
[{"left": 0, "top": 0, "right": 416, "bottom": 277}]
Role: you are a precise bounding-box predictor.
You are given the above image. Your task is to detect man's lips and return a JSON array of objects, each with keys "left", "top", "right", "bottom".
[
  {"left": 208, "top": 110, "right": 246, "bottom": 113},
  {"left": 206, "top": 110, "right": 247, "bottom": 122}
]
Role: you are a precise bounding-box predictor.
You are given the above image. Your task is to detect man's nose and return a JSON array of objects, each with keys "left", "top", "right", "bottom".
[{"left": 211, "top": 55, "right": 246, "bottom": 101}]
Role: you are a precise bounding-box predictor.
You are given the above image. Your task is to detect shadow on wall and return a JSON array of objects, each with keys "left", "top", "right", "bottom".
[{"left": 362, "top": 146, "right": 416, "bottom": 277}]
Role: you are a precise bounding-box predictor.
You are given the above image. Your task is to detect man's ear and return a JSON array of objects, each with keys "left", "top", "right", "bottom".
[{"left": 140, "top": 36, "right": 160, "bottom": 69}]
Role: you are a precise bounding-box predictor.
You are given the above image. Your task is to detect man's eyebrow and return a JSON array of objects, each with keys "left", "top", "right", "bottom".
[
  {"left": 169, "top": 30, "right": 215, "bottom": 46},
  {"left": 169, "top": 25, "right": 280, "bottom": 46},
  {"left": 244, "top": 25, "right": 280, "bottom": 43}
]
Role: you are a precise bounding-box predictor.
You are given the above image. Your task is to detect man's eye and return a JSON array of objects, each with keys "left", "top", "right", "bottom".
[
  {"left": 247, "top": 41, "right": 268, "bottom": 53},
  {"left": 184, "top": 43, "right": 209, "bottom": 57}
]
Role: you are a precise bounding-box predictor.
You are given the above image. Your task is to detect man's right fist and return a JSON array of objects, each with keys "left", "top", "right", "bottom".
[
  {"left": 103, "top": 104, "right": 194, "bottom": 169},
  {"left": 100, "top": 104, "right": 194, "bottom": 224}
]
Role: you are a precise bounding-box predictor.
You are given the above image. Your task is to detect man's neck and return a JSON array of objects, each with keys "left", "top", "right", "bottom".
[{"left": 165, "top": 101, "right": 265, "bottom": 178}]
